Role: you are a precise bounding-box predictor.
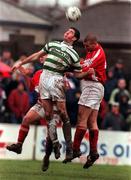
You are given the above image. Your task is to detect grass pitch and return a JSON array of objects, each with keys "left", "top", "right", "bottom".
[{"left": 0, "top": 160, "right": 130, "bottom": 180}]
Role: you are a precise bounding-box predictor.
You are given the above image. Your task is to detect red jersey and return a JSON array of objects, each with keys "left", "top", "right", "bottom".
[
  {"left": 29, "top": 70, "right": 42, "bottom": 92},
  {"left": 80, "top": 44, "right": 107, "bottom": 84}
]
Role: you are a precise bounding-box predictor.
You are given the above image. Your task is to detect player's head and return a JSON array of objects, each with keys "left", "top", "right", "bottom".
[
  {"left": 70, "top": 27, "right": 80, "bottom": 42},
  {"left": 64, "top": 27, "right": 80, "bottom": 44},
  {"left": 83, "top": 34, "right": 97, "bottom": 51}
]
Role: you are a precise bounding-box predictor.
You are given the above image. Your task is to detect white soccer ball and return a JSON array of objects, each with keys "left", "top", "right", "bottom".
[{"left": 66, "top": 6, "right": 81, "bottom": 22}]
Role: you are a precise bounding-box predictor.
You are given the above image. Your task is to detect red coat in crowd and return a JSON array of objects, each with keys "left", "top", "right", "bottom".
[{"left": 8, "top": 83, "right": 30, "bottom": 118}]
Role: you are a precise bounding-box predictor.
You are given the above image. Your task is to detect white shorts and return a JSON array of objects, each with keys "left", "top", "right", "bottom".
[
  {"left": 39, "top": 70, "right": 65, "bottom": 101},
  {"left": 78, "top": 80, "right": 104, "bottom": 110},
  {"left": 30, "top": 103, "right": 45, "bottom": 118}
]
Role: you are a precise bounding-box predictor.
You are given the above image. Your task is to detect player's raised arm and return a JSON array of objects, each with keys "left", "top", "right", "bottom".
[{"left": 12, "top": 50, "right": 46, "bottom": 72}]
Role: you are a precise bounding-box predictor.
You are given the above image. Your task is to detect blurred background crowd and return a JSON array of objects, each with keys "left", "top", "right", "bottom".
[
  {"left": 0, "top": 0, "right": 131, "bottom": 131},
  {"left": 0, "top": 45, "right": 131, "bottom": 131}
]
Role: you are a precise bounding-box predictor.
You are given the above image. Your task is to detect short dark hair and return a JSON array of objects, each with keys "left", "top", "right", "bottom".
[
  {"left": 84, "top": 33, "right": 97, "bottom": 43},
  {"left": 70, "top": 27, "right": 80, "bottom": 42},
  {"left": 116, "top": 59, "right": 123, "bottom": 64}
]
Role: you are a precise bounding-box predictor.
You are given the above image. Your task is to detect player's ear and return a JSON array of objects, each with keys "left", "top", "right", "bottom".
[{"left": 72, "top": 36, "right": 77, "bottom": 42}]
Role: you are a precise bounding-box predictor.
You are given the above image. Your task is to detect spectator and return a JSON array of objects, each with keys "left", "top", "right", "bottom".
[
  {"left": 124, "top": 100, "right": 131, "bottom": 131},
  {"left": 111, "top": 59, "right": 125, "bottom": 80},
  {"left": 7, "top": 81, "right": 30, "bottom": 124},
  {"left": 126, "top": 112, "right": 131, "bottom": 131},
  {"left": 21, "top": 63, "right": 37, "bottom": 107},
  {"left": 66, "top": 76, "right": 80, "bottom": 126},
  {"left": 0, "top": 83, "right": 6, "bottom": 122},
  {"left": 0, "top": 50, "right": 14, "bottom": 67},
  {"left": 104, "top": 68, "right": 117, "bottom": 102},
  {"left": 4, "top": 71, "right": 24, "bottom": 97},
  {"left": 109, "top": 78, "right": 130, "bottom": 105},
  {"left": 126, "top": 101, "right": 131, "bottom": 131},
  {"left": 102, "top": 102, "right": 124, "bottom": 131},
  {"left": 98, "top": 99, "right": 109, "bottom": 128},
  {"left": 18, "top": 53, "right": 35, "bottom": 74},
  {"left": 19, "top": 52, "right": 28, "bottom": 61},
  {"left": 119, "top": 91, "right": 130, "bottom": 119}
]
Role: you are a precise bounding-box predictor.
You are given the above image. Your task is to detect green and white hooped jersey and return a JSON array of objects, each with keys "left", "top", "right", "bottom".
[{"left": 42, "top": 41, "right": 82, "bottom": 75}]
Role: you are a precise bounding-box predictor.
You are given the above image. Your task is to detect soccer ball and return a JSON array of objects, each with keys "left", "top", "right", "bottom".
[{"left": 66, "top": 6, "right": 81, "bottom": 22}]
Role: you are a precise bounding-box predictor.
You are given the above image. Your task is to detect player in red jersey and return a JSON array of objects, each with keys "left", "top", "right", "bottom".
[
  {"left": 6, "top": 68, "right": 44, "bottom": 151},
  {"left": 12, "top": 28, "right": 91, "bottom": 163},
  {"left": 6, "top": 64, "right": 73, "bottom": 170},
  {"left": 72, "top": 34, "right": 107, "bottom": 168},
  {"left": 6, "top": 67, "right": 62, "bottom": 171}
]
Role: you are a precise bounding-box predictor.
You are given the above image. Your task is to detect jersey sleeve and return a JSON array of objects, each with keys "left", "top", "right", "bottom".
[
  {"left": 70, "top": 50, "right": 82, "bottom": 72},
  {"left": 70, "top": 49, "right": 80, "bottom": 63},
  {"left": 41, "top": 42, "right": 49, "bottom": 53},
  {"left": 72, "top": 61, "right": 82, "bottom": 72}
]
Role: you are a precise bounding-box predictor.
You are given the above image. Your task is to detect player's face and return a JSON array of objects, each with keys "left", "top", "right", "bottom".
[
  {"left": 83, "top": 41, "right": 96, "bottom": 51},
  {"left": 64, "top": 28, "right": 76, "bottom": 43}
]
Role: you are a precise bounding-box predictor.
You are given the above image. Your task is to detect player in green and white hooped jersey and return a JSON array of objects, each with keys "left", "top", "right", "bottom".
[
  {"left": 41, "top": 41, "right": 81, "bottom": 74},
  {"left": 12, "top": 27, "right": 89, "bottom": 164}
]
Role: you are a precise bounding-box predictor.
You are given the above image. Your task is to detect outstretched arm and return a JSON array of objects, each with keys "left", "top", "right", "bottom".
[{"left": 12, "top": 50, "right": 46, "bottom": 72}]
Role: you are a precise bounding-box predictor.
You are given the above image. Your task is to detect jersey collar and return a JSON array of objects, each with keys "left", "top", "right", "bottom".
[{"left": 61, "top": 41, "right": 73, "bottom": 48}]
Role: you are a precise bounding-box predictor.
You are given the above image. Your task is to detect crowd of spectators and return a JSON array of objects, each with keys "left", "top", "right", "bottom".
[
  {"left": 0, "top": 49, "right": 130, "bottom": 131},
  {"left": 101, "top": 59, "right": 131, "bottom": 131}
]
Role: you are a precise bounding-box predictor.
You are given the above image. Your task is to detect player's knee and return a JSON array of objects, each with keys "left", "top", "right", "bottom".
[
  {"left": 76, "top": 113, "right": 87, "bottom": 129},
  {"left": 48, "top": 118, "right": 56, "bottom": 126},
  {"left": 77, "top": 120, "right": 87, "bottom": 130},
  {"left": 59, "top": 110, "right": 69, "bottom": 123},
  {"left": 77, "top": 124, "right": 87, "bottom": 130},
  {"left": 46, "top": 136, "right": 51, "bottom": 142},
  {"left": 87, "top": 120, "right": 97, "bottom": 129}
]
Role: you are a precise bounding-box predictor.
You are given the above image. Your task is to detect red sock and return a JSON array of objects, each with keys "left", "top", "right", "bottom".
[
  {"left": 73, "top": 128, "right": 86, "bottom": 151},
  {"left": 89, "top": 129, "right": 98, "bottom": 154},
  {"left": 17, "top": 125, "right": 29, "bottom": 144}
]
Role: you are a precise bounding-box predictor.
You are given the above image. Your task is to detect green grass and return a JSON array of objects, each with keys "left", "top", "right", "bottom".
[{"left": 0, "top": 160, "right": 130, "bottom": 180}]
